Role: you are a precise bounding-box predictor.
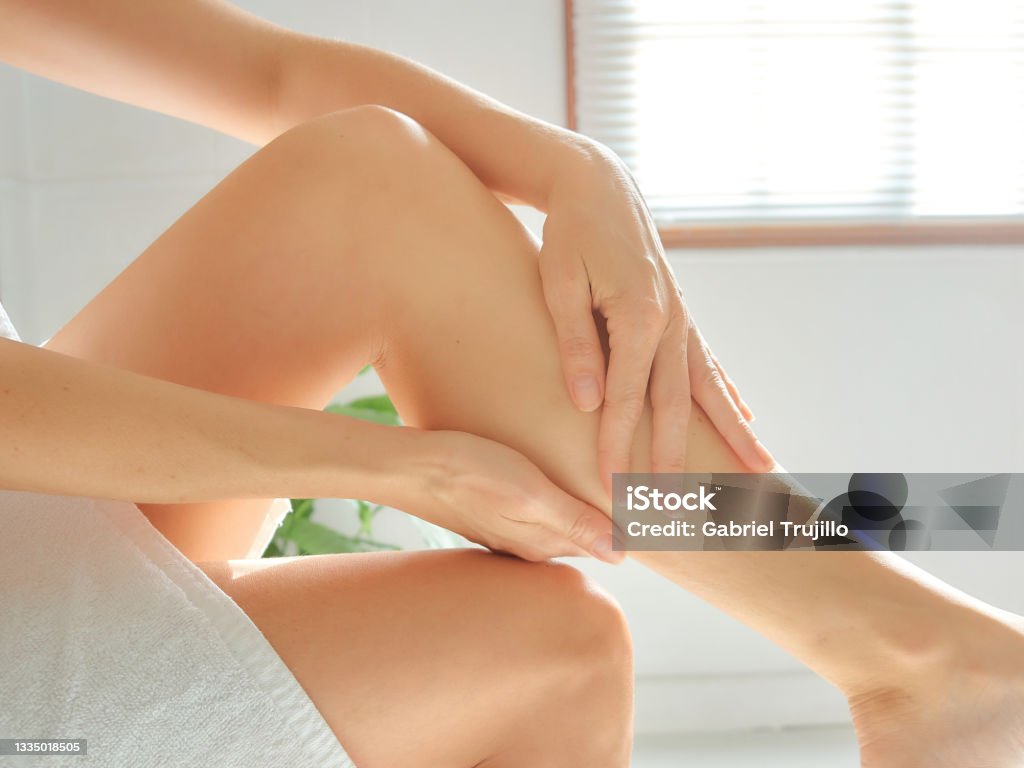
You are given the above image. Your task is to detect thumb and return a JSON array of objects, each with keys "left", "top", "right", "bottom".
[{"left": 552, "top": 491, "right": 625, "bottom": 565}]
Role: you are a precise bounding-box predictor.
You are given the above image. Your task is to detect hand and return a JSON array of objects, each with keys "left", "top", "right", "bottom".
[
  {"left": 408, "top": 429, "right": 624, "bottom": 565},
  {"left": 538, "top": 141, "right": 774, "bottom": 492}
]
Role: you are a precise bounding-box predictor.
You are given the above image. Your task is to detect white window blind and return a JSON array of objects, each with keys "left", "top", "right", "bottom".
[{"left": 571, "top": 0, "right": 1024, "bottom": 227}]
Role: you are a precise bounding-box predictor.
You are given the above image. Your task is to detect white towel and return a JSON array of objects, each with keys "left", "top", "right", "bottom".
[{"left": 0, "top": 490, "right": 357, "bottom": 768}]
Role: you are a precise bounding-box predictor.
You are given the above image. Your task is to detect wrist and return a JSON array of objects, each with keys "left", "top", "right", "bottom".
[
  {"left": 269, "top": 403, "right": 436, "bottom": 509},
  {"left": 542, "top": 134, "right": 622, "bottom": 211}
]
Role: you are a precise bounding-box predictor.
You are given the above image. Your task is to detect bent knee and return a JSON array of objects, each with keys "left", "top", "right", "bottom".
[
  {"left": 545, "top": 559, "right": 633, "bottom": 666},
  {"left": 474, "top": 552, "right": 632, "bottom": 670},
  {"left": 245, "top": 103, "right": 470, "bottom": 248},
  {"left": 266, "top": 104, "right": 434, "bottom": 182},
  {"left": 302, "top": 104, "right": 429, "bottom": 147}
]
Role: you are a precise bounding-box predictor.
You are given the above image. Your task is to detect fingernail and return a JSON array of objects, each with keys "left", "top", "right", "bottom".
[
  {"left": 572, "top": 375, "right": 602, "bottom": 412},
  {"left": 754, "top": 439, "right": 775, "bottom": 471}
]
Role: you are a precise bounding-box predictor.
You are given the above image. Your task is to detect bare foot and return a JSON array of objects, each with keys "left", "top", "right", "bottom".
[{"left": 848, "top": 611, "right": 1024, "bottom": 768}]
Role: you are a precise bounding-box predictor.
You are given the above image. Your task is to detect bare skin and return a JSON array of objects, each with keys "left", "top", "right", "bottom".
[
  {"left": 38, "top": 106, "right": 1024, "bottom": 768},
  {"left": 198, "top": 551, "right": 633, "bottom": 768}
]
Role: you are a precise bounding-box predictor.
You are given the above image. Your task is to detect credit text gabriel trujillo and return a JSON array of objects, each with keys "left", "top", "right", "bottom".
[{"left": 623, "top": 484, "right": 850, "bottom": 541}]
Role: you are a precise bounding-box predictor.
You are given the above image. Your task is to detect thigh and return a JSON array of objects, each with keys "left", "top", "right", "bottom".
[
  {"left": 42, "top": 109, "right": 394, "bottom": 561},
  {"left": 198, "top": 548, "right": 629, "bottom": 768}
]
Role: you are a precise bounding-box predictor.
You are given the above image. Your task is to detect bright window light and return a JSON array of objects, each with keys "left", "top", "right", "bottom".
[{"left": 572, "top": 0, "right": 1024, "bottom": 225}]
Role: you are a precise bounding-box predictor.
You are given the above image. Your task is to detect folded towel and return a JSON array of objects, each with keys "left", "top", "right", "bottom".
[{"left": 0, "top": 490, "right": 357, "bottom": 768}]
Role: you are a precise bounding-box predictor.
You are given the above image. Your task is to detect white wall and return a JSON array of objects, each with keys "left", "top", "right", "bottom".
[{"left": 1, "top": 0, "right": 1022, "bottom": 735}]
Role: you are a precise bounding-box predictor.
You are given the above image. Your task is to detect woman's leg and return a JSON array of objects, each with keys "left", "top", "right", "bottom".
[
  {"left": 45, "top": 105, "right": 635, "bottom": 767},
  {"left": 47, "top": 104, "right": 1024, "bottom": 766},
  {"left": 198, "top": 550, "right": 632, "bottom": 768},
  {"left": 45, "top": 102, "right": 737, "bottom": 562}
]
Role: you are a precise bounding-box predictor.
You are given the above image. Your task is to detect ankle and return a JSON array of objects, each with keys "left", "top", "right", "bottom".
[
  {"left": 844, "top": 602, "right": 1024, "bottom": 708},
  {"left": 843, "top": 607, "right": 1024, "bottom": 768}
]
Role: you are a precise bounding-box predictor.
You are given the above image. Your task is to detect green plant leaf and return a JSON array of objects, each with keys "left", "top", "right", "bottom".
[
  {"left": 262, "top": 539, "right": 284, "bottom": 558},
  {"left": 346, "top": 394, "right": 395, "bottom": 413},
  {"left": 326, "top": 396, "right": 400, "bottom": 426},
  {"left": 290, "top": 498, "right": 314, "bottom": 520},
  {"left": 288, "top": 517, "right": 399, "bottom": 554},
  {"left": 356, "top": 499, "right": 375, "bottom": 536}
]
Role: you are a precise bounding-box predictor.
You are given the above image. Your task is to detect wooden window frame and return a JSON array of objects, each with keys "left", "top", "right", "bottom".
[{"left": 563, "top": 0, "right": 1024, "bottom": 249}]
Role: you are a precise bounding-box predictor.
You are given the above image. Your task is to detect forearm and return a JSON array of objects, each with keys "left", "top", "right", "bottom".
[
  {"left": 270, "top": 34, "right": 587, "bottom": 209},
  {"left": 1, "top": 0, "right": 593, "bottom": 207},
  {"left": 0, "top": 338, "right": 424, "bottom": 505},
  {"left": 0, "top": 0, "right": 286, "bottom": 145}
]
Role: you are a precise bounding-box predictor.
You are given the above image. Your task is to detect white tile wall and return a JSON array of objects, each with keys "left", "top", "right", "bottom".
[
  {"left": 0, "top": 65, "right": 27, "bottom": 178},
  {"left": 634, "top": 727, "right": 859, "bottom": 767},
  {"left": 24, "top": 78, "right": 220, "bottom": 181},
  {"left": 26, "top": 175, "right": 227, "bottom": 336},
  {"left": 670, "top": 246, "right": 1024, "bottom": 473},
  {"left": 0, "top": 178, "right": 32, "bottom": 329},
  {"left": 361, "top": 0, "right": 567, "bottom": 120}
]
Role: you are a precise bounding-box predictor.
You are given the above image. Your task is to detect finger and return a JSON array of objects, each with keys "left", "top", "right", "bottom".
[
  {"left": 710, "top": 351, "right": 754, "bottom": 422},
  {"left": 542, "top": 484, "right": 625, "bottom": 564},
  {"left": 648, "top": 314, "right": 691, "bottom": 474},
  {"left": 597, "top": 303, "right": 664, "bottom": 495},
  {"left": 689, "top": 330, "right": 775, "bottom": 471},
  {"left": 538, "top": 247, "right": 606, "bottom": 412}
]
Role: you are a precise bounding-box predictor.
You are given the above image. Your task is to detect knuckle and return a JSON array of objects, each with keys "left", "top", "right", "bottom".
[
  {"left": 719, "top": 409, "right": 754, "bottom": 438},
  {"left": 672, "top": 297, "right": 691, "bottom": 325},
  {"left": 698, "top": 362, "right": 724, "bottom": 390},
  {"left": 566, "top": 512, "right": 597, "bottom": 545},
  {"left": 737, "top": 416, "right": 757, "bottom": 437},
  {"left": 656, "top": 455, "right": 689, "bottom": 473},
  {"left": 608, "top": 386, "right": 647, "bottom": 418},
  {"left": 562, "top": 334, "right": 601, "bottom": 362},
  {"left": 542, "top": 252, "right": 588, "bottom": 287},
  {"left": 634, "top": 301, "right": 668, "bottom": 335},
  {"left": 669, "top": 308, "right": 691, "bottom": 338},
  {"left": 656, "top": 385, "right": 692, "bottom": 412},
  {"left": 638, "top": 256, "right": 663, "bottom": 282}
]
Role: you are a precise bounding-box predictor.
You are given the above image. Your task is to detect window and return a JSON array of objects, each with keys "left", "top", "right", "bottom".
[{"left": 567, "top": 0, "right": 1024, "bottom": 246}]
